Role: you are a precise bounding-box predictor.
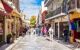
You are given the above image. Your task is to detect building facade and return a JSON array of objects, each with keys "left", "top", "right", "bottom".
[
  {"left": 44, "top": 0, "right": 68, "bottom": 39},
  {"left": 37, "top": 1, "right": 47, "bottom": 26},
  {"left": 12, "top": 0, "right": 20, "bottom": 12},
  {"left": 37, "top": 9, "right": 42, "bottom": 26},
  {"left": 6, "top": 0, "right": 20, "bottom": 12},
  {"left": 0, "top": 0, "right": 7, "bottom": 44},
  {"left": 44, "top": 0, "right": 80, "bottom": 43},
  {"left": 67, "top": 0, "right": 80, "bottom": 42},
  {"left": 0, "top": 0, "right": 21, "bottom": 43}
]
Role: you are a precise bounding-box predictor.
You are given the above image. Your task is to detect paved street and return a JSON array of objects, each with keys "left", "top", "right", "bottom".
[{"left": 10, "top": 34, "right": 71, "bottom": 50}]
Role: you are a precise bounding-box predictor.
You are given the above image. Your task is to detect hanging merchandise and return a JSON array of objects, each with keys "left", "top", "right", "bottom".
[{"left": 71, "top": 21, "right": 77, "bottom": 30}]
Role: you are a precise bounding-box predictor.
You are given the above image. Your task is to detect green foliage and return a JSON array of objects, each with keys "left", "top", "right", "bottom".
[{"left": 30, "top": 16, "right": 36, "bottom": 26}]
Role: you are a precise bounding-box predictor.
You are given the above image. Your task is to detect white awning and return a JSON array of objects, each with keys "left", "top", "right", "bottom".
[{"left": 45, "top": 13, "right": 66, "bottom": 20}]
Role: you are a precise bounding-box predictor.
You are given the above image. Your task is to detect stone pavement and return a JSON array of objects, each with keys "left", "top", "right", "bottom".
[
  {"left": 52, "top": 37, "right": 80, "bottom": 50},
  {"left": 10, "top": 35, "right": 72, "bottom": 50},
  {"left": 0, "top": 36, "right": 23, "bottom": 50},
  {"left": 0, "top": 34, "right": 80, "bottom": 50}
]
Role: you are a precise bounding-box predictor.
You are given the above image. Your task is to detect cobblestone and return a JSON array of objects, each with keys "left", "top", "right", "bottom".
[{"left": 10, "top": 35, "right": 72, "bottom": 50}]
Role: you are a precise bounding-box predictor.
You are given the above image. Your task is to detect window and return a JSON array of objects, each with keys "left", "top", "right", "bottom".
[
  {"left": 68, "top": 0, "right": 75, "bottom": 10},
  {"left": 77, "top": 0, "right": 80, "bottom": 8}
]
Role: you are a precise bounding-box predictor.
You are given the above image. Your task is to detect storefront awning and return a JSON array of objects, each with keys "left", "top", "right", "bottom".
[
  {"left": 0, "top": 0, "right": 8, "bottom": 16},
  {"left": 1, "top": 0, "right": 13, "bottom": 13},
  {"left": 1, "top": 0, "right": 20, "bottom": 17},
  {"left": 11, "top": 9, "right": 20, "bottom": 17}
]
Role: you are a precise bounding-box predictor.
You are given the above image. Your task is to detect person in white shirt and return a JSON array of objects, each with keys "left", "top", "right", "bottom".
[{"left": 48, "top": 27, "right": 54, "bottom": 40}]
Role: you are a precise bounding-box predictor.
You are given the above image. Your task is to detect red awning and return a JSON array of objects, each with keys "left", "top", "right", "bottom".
[
  {"left": 0, "top": 0, "right": 9, "bottom": 16},
  {"left": 0, "top": 10, "right": 8, "bottom": 16},
  {"left": 1, "top": 0, "right": 13, "bottom": 13}
]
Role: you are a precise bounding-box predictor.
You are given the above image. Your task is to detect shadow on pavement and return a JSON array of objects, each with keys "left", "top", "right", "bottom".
[{"left": 0, "top": 44, "right": 11, "bottom": 50}]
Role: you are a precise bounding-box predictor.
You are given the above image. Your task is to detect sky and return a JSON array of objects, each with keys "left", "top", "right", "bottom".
[{"left": 20, "top": 0, "right": 43, "bottom": 19}]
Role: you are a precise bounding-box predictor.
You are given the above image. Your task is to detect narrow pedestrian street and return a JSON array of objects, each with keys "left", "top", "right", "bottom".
[
  {"left": 10, "top": 34, "right": 71, "bottom": 50},
  {"left": 0, "top": 0, "right": 80, "bottom": 50}
]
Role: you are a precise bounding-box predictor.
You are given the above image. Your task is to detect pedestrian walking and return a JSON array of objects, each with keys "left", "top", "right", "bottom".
[
  {"left": 63, "top": 28, "right": 69, "bottom": 42},
  {"left": 44, "top": 26, "right": 47, "bottom": 36},
  {"left": 23, "top": 27, "right": 27, "bottom": 34},
  {"left": 48, "top": 27, "right": 54, "bottom": 40},
  {"left": 33, "top": 28, "right": 36, "bottom": 35},
  {"left": 35, "top": 26, "right": 40, "bottom": 36},
  {"left": 41, "top": 26, "right": 44, "bottom": 36},
  {"left": 30, "top": 28, "right": 35, "bottom": 35}
]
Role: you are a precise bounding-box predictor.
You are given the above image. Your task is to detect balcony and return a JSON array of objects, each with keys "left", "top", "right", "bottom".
[
  {"left": 68, "top": 0, "right": 80, "bottom": 13},
  {"left": 46, "top": 7, "right": 62, "bottom": 19},
  {"left": 45, "top": 3, "right": 67, "bottom": 19},
  {"left": 61, "top": 0, "right": 67, "bottom": 13},
  {"left": 77, "top": 0, "right": 80, "bottom": 8}
]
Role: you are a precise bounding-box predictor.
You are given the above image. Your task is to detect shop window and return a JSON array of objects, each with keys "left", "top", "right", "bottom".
[
  {"left": 77, "top": 0, "right": 80, "bottom": 8},
  {"left": 68, "top": 0, "right": 75, "bottom": 10}
]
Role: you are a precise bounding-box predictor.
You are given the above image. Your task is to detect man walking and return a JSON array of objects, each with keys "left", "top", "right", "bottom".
[{"left": 63, "top": 28, "right": 69, "bottom": 42}]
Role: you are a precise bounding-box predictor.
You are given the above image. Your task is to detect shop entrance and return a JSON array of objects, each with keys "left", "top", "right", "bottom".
[
  {"left": 71, "top": 19, "right": 80, "bottom": 41},
  {"left": 59, "top": 22, "right": 69, "bottom": 40},
  {"left": 76, "top": 20, "right": 80, "bottom": 39},
  {"left": 55, "top": 23, "right": 58, "bottom": 37}
]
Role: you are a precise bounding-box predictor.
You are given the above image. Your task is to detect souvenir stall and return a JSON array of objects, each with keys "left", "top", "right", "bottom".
[{"left": 70, "top": 12, "right": 80, "bottom": 43}]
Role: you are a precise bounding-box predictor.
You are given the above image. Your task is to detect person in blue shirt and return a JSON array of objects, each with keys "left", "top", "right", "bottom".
[{"left": 35, "top": 26, "right": 40, "bottom": 36}]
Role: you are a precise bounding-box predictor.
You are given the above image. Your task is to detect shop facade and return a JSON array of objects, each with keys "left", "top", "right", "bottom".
[
  {"left": 45, "top": 15, "right": 69, "bottom": 40},
  {"left": 0, "top": 0, "right": 11, "bottom": 44},
  {"left": 52, "top": 16, "right": 69, "bottom": 40},
  {"left": 1, "top": 0, "right": 21, "bottom": 43},
  {"left": 69, "top": 11, "right": 80, "bottom": 42},
  {"left": 66, "top": 0, "right": 80, "bottom": 43},
  {"left": 0, "top": 14, "right": 6, "bottom": 44}
]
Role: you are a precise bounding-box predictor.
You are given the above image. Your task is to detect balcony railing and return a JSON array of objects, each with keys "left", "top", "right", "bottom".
[
  {"left": 46, "top": 7, "right": 62, "bottom": 19},
  {"left": 61, "top": 0, "right": 67, "bottom": 13},
  {"left": 67, "top": 0, "right": 75, "bottom": 11},
  {"left": 77, "top": 0, "right": 80, "bottom": 8},
  {"left": 46, "top": 0, "right": 80, "bottom": 19},
  {"left": 62, "top": 5, "right": 66, "bottom": 13},
  {"left": 67, "top": 0, "right": 80, "bottom": 11}
]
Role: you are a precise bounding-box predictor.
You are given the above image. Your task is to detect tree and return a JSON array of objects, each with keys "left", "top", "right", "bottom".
[{"left": 30, "top": 16, "right": 36, "bottom": 27}]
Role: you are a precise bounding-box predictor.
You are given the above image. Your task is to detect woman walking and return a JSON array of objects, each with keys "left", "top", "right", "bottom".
[{"left": 48, "top": 27, "right": 54, "bottom": 40}]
